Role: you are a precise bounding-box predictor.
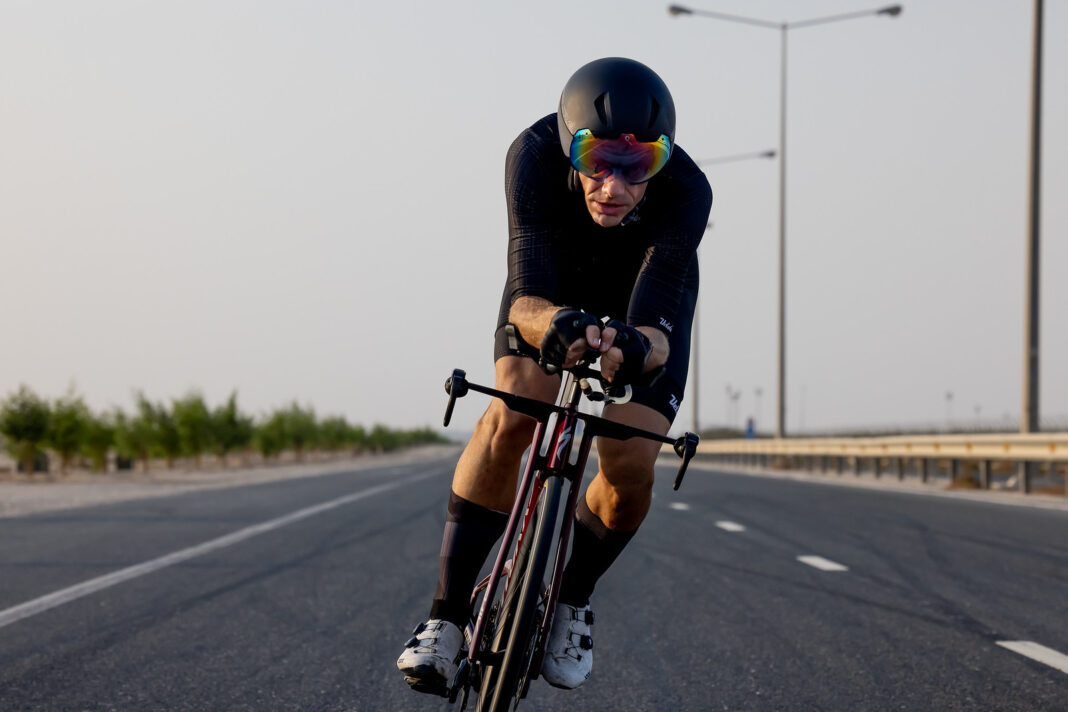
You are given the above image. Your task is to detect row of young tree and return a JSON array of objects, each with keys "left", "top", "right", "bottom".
[{"left": 0, "top": 385, "right": 449, "bottom": 475}]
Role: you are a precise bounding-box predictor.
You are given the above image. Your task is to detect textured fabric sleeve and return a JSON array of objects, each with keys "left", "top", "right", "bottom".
[
  {"left": 626, "top": 174, "right": 713, "bottom": 333},
  {"left": 504, "top": 130, "right": 563, "bottom": 307}
]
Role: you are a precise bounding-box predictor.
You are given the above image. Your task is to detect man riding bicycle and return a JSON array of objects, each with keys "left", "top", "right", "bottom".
[{"left": 398, "top": 56, "right": 713, "bottom": 693}]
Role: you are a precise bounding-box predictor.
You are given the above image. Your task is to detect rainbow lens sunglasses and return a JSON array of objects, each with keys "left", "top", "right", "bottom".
[{"left": 569, "top": 129, "right": 672, "bottom": 184}]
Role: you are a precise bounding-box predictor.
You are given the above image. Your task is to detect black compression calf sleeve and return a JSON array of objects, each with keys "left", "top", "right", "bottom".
[
  {"left": 429, "top": 491, "right": 509, "bottom": 628},
  {"left": 558, "top": 495, "right": 637, "bottom": 607}
]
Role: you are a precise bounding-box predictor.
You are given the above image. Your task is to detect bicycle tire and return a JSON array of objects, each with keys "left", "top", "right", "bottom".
[
  {"left": 474, "top": 514, "right": 534, "bottom": 712},
  {"left": 485, "top": 475, "right": 563, "bottom": 712}
]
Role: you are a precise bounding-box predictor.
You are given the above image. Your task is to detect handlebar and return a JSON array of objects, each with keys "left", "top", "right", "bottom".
[{"left": 443, "top": 368, "right": 699, "bottom": 490}]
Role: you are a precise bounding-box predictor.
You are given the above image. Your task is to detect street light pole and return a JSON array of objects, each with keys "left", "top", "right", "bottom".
[
  {"left": 690, "top": 151, "right": 775, "bottom": 436},
  {"left": 1023, "top": 0, "right": 1042, "bottom": 436},
  {"left": 1021, "top": 0, "right": 1044, "bottom": 493},
  {"left": 668, "top": 3, "right": 902, "bottom": 439},
  {"left": 777, "top": 24, "right": 788, "bottom": 439}
]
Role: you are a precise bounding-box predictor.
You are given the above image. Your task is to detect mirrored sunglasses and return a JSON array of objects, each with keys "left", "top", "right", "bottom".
[{"left": 569, "top": 129, "right": 671, "bottom": 184}]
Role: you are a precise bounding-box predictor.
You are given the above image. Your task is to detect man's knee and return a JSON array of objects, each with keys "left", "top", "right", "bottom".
[
  {"left": 476, "top": 402, "right": 538, "bottom": 456},
  {"left": 597, "top": 438, "right": 657, "bottom": 495},
  {"left": 475, "top": 356, "right": 559, "bottom": 457}
]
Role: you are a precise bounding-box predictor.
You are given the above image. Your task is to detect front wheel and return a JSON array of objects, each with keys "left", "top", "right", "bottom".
[{"left": 480, "top": 475, "right": 562, "bottom": 712}]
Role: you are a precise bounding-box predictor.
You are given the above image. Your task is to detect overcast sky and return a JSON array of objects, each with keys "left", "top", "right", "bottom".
[{"left": 1, "top": 0, "right": 1064, "bottom": 436}]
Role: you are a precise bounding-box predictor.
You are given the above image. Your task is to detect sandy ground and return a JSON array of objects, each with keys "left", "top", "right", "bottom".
[{"left": 0, "top": 445, "right": 463, "bottom": 518}]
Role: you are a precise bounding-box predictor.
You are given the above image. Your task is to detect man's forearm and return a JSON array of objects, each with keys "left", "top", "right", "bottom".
[
  {"left": 508, "top": 296, "right": 562, "bottom": 350},
  {"left": 636, "top": 326, "right": 669, "bottom": 371}
]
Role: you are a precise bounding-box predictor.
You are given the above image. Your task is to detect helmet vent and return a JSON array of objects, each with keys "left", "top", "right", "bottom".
[
  {"left": 648, "top": 96, "right": 661, "bottom": 129},
  {"left": 594, "top": 93, "right": 609, "bottom": 127}
]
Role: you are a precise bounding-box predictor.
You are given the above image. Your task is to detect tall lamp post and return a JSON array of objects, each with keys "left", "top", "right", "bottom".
[
  {"left": 1021, "top": 0, "right": 1044, "bottom": 493},
  {"left": 669, "top": 3, "right": 902, "bottom": 439},
  {"left": 690, "top": 149, "right": 776, "bottom": 436}
]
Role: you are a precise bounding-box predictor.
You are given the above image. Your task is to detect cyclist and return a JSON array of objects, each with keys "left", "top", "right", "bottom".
[{"left": 398, "top": 56, "right": 712, "bottom": 693}]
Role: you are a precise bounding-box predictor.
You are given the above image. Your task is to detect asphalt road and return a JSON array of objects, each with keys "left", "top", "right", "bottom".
[{"left": 1, "top": 452, "right": 1066, "bottom": 711}]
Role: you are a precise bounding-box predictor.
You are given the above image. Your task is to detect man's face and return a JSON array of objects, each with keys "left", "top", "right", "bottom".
[{"left": 577, "top": 171, "right": 648, "bottom": 228}]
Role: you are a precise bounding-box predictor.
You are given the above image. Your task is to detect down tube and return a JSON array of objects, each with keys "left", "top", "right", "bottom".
[
  {"left": 532, "top": 429, "right": 594, "bottom": 675},
  {"left": 467, "top": 419, "right": 546, "bottom": 662}
]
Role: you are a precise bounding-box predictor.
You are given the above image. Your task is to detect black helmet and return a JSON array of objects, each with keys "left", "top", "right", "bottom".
[{"left": 557, "top": 57, "right": 676, "bottom": 159}]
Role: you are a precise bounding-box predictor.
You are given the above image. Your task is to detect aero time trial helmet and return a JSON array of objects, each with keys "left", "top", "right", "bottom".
[{"left": 557, "top": 57, "right": 676, "bottom": 183}]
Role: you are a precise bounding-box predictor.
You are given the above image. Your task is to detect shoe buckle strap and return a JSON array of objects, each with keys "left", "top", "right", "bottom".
[{"left": 570, "top": 608, "right": 594, "bottom": 625}]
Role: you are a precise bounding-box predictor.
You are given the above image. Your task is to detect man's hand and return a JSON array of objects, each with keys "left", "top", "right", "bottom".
[
  {"left": 539, "top": 308, "right": 602, "bottom": 371},
  {"left": 598, "top": 319, "right": 655, "bottom": 384}
]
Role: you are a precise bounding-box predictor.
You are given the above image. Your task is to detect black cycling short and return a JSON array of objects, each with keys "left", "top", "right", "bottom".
[{"left": 492, "top": 273, "right": 697, "bottom": 424}]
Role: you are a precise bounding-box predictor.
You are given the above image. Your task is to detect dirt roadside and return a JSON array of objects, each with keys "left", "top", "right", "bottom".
[{"left": 0, "top": 445, "right": 463, "bottom": 518}]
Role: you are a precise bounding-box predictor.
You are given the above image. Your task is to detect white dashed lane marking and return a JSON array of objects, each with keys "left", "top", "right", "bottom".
[
  {"left": 669, "top": 502, "right": 691, "bottom": 511},
  {"left": 996, "top": 641, "right": 1068, "bottom": 675},
  {"left": 715, "top": 521, "right": 746, "bottom": 532},
  {"left": 797, "top": 555, "right": 849, "bottom": 572}
]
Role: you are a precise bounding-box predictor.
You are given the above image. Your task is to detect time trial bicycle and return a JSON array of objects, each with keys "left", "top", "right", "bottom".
[{"left": 434, "top": 341, "right": 698, "bottom": 711}]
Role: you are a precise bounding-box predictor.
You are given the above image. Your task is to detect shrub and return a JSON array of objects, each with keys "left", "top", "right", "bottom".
[{"left": 0, "top": 385, "right": 52, "bottom": 475}]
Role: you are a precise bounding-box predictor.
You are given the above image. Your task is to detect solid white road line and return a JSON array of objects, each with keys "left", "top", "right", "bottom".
[
  {"left": 0, "top": 471, "right": 437, "bottom": 630},
  {"left": 996, "top": 641, "right": 1068, "bottom": 675},
  {"left": 669, "top": 502, "right": 691, "bottom": 511},
  {"left": 797, "top": 555, "right": 849, "bottom": 572},
  {"left": 715, "top": 521, "right": 746, "bottom": 532}
]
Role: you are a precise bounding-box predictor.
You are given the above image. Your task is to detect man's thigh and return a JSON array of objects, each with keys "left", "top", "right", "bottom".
[{"left": 493, "top": 355, "right": 560, "bottom": 405}]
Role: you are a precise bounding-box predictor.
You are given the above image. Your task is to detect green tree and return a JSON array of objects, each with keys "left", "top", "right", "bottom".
[
  {"left": 211, "top": 391, "right": 254, "bottom": 466},
  {"left": 402, "top": 425, "right": 450, "bottom": 447},
  {"left": 0, "top": 385, "right": 51, "bottom": 475},
  {"left": 255, "top": 411, "right": 288, "bottom": 460},
  {"left": 82, "top": 409, "right": 115, "bottom": 473},
  {"left": 346, "top": 422, "right": 367, "bottom": 452},
  {"left": 282, "top": 402, "right": 318, "bottom": 460},
  {"left": 173, "top": 391, "right": 212, "bottom": 468},
  {"left": 151, "top": 398, "right": 182, "bottom": 468},
  {"left": 47, "top": 389, "right": 90, "bottom": 473},
  {"left": 114, "top": 397, "right": 156, "bottom": 472},
  {"left": 367, "top": 423, "right": 400, "bottom": 453},
  {"left": 318, "top": 415, "right": 351, "bottom": 452}
]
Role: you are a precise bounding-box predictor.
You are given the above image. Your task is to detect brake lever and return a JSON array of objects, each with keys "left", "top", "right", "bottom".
[
  {"left": 443, "top": 369, "right": 469, "bottom": 427},
  {"left": 672, "top": 432, "right": 699, "bottom": 491}
]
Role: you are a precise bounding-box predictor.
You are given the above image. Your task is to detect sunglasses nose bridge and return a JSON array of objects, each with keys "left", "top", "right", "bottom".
[{"left": 601, "top": 169, "right": 629, "bottom": 192}]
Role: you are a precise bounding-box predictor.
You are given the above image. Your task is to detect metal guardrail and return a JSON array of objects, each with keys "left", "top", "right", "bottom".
[{"left": 697, "top": 432, "right": 1068, "bottom": 495}]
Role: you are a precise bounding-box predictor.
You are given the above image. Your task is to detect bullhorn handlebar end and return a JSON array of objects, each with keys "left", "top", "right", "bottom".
[
  {"left": 443, "top": 369, "right": 468, "bottom": 427},
  {"left": 672, "top": 432, "right": 699, "bottom": 491}
]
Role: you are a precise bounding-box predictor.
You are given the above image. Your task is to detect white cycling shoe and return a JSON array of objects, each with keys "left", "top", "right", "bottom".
[
  {"left": 540, "top": 602, "right": 594, "bottom": 689},
  {"left": 397, "top": 619, "right": 464, "bottom": 694}
]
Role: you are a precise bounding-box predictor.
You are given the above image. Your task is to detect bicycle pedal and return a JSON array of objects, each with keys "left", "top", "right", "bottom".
[{"left": 404, "top": 676, "right": 450, "bottom": 698}]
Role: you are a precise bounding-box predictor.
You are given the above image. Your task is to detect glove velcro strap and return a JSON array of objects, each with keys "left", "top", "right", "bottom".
[{"left": 603, "top": 319, "right": 652, "bottom": 385}]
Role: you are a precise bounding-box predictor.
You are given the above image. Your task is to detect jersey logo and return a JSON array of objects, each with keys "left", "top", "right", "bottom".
[
  {"left": 668, "top": 394, "right": 680, "bottom": 413},
  {"left": 659, "top": 317, "right": 674, "bottom": 333}
]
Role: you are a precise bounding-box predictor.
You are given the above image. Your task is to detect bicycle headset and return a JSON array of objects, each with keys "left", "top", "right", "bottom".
[{"left": 557, "top": 57, "right": 676, "bottom": 185}]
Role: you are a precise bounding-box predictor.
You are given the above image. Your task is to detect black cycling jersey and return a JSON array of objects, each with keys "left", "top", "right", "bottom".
[
  {"left": 498, "top": 114, "right": 712, "bottom": 334},
  {"left": 494, "top": 113, "right": 713, "bottom": 422}
]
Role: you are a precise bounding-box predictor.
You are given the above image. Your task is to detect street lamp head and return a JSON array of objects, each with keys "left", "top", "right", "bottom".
[
  {"left": 667, "top": 4, "right": 693, "bottom": 16},
  {"left": 762, "top": 150, "right": 777, "bottom": 159},
  {"left": 877, "top": 5, "right": 903, "bottom": 17}
]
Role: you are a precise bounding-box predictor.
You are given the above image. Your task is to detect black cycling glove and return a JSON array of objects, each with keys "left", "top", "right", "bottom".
[
  {"left": 603, "top": 319, "right": 652, "bottom": 385},
  {"left": 539, "top": 308, "right": 601, "bottom": 373}
]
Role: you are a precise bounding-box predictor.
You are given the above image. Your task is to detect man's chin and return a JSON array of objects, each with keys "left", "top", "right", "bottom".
[{"left": 589, "top": 211, "right": 626, "bottom": 228}]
